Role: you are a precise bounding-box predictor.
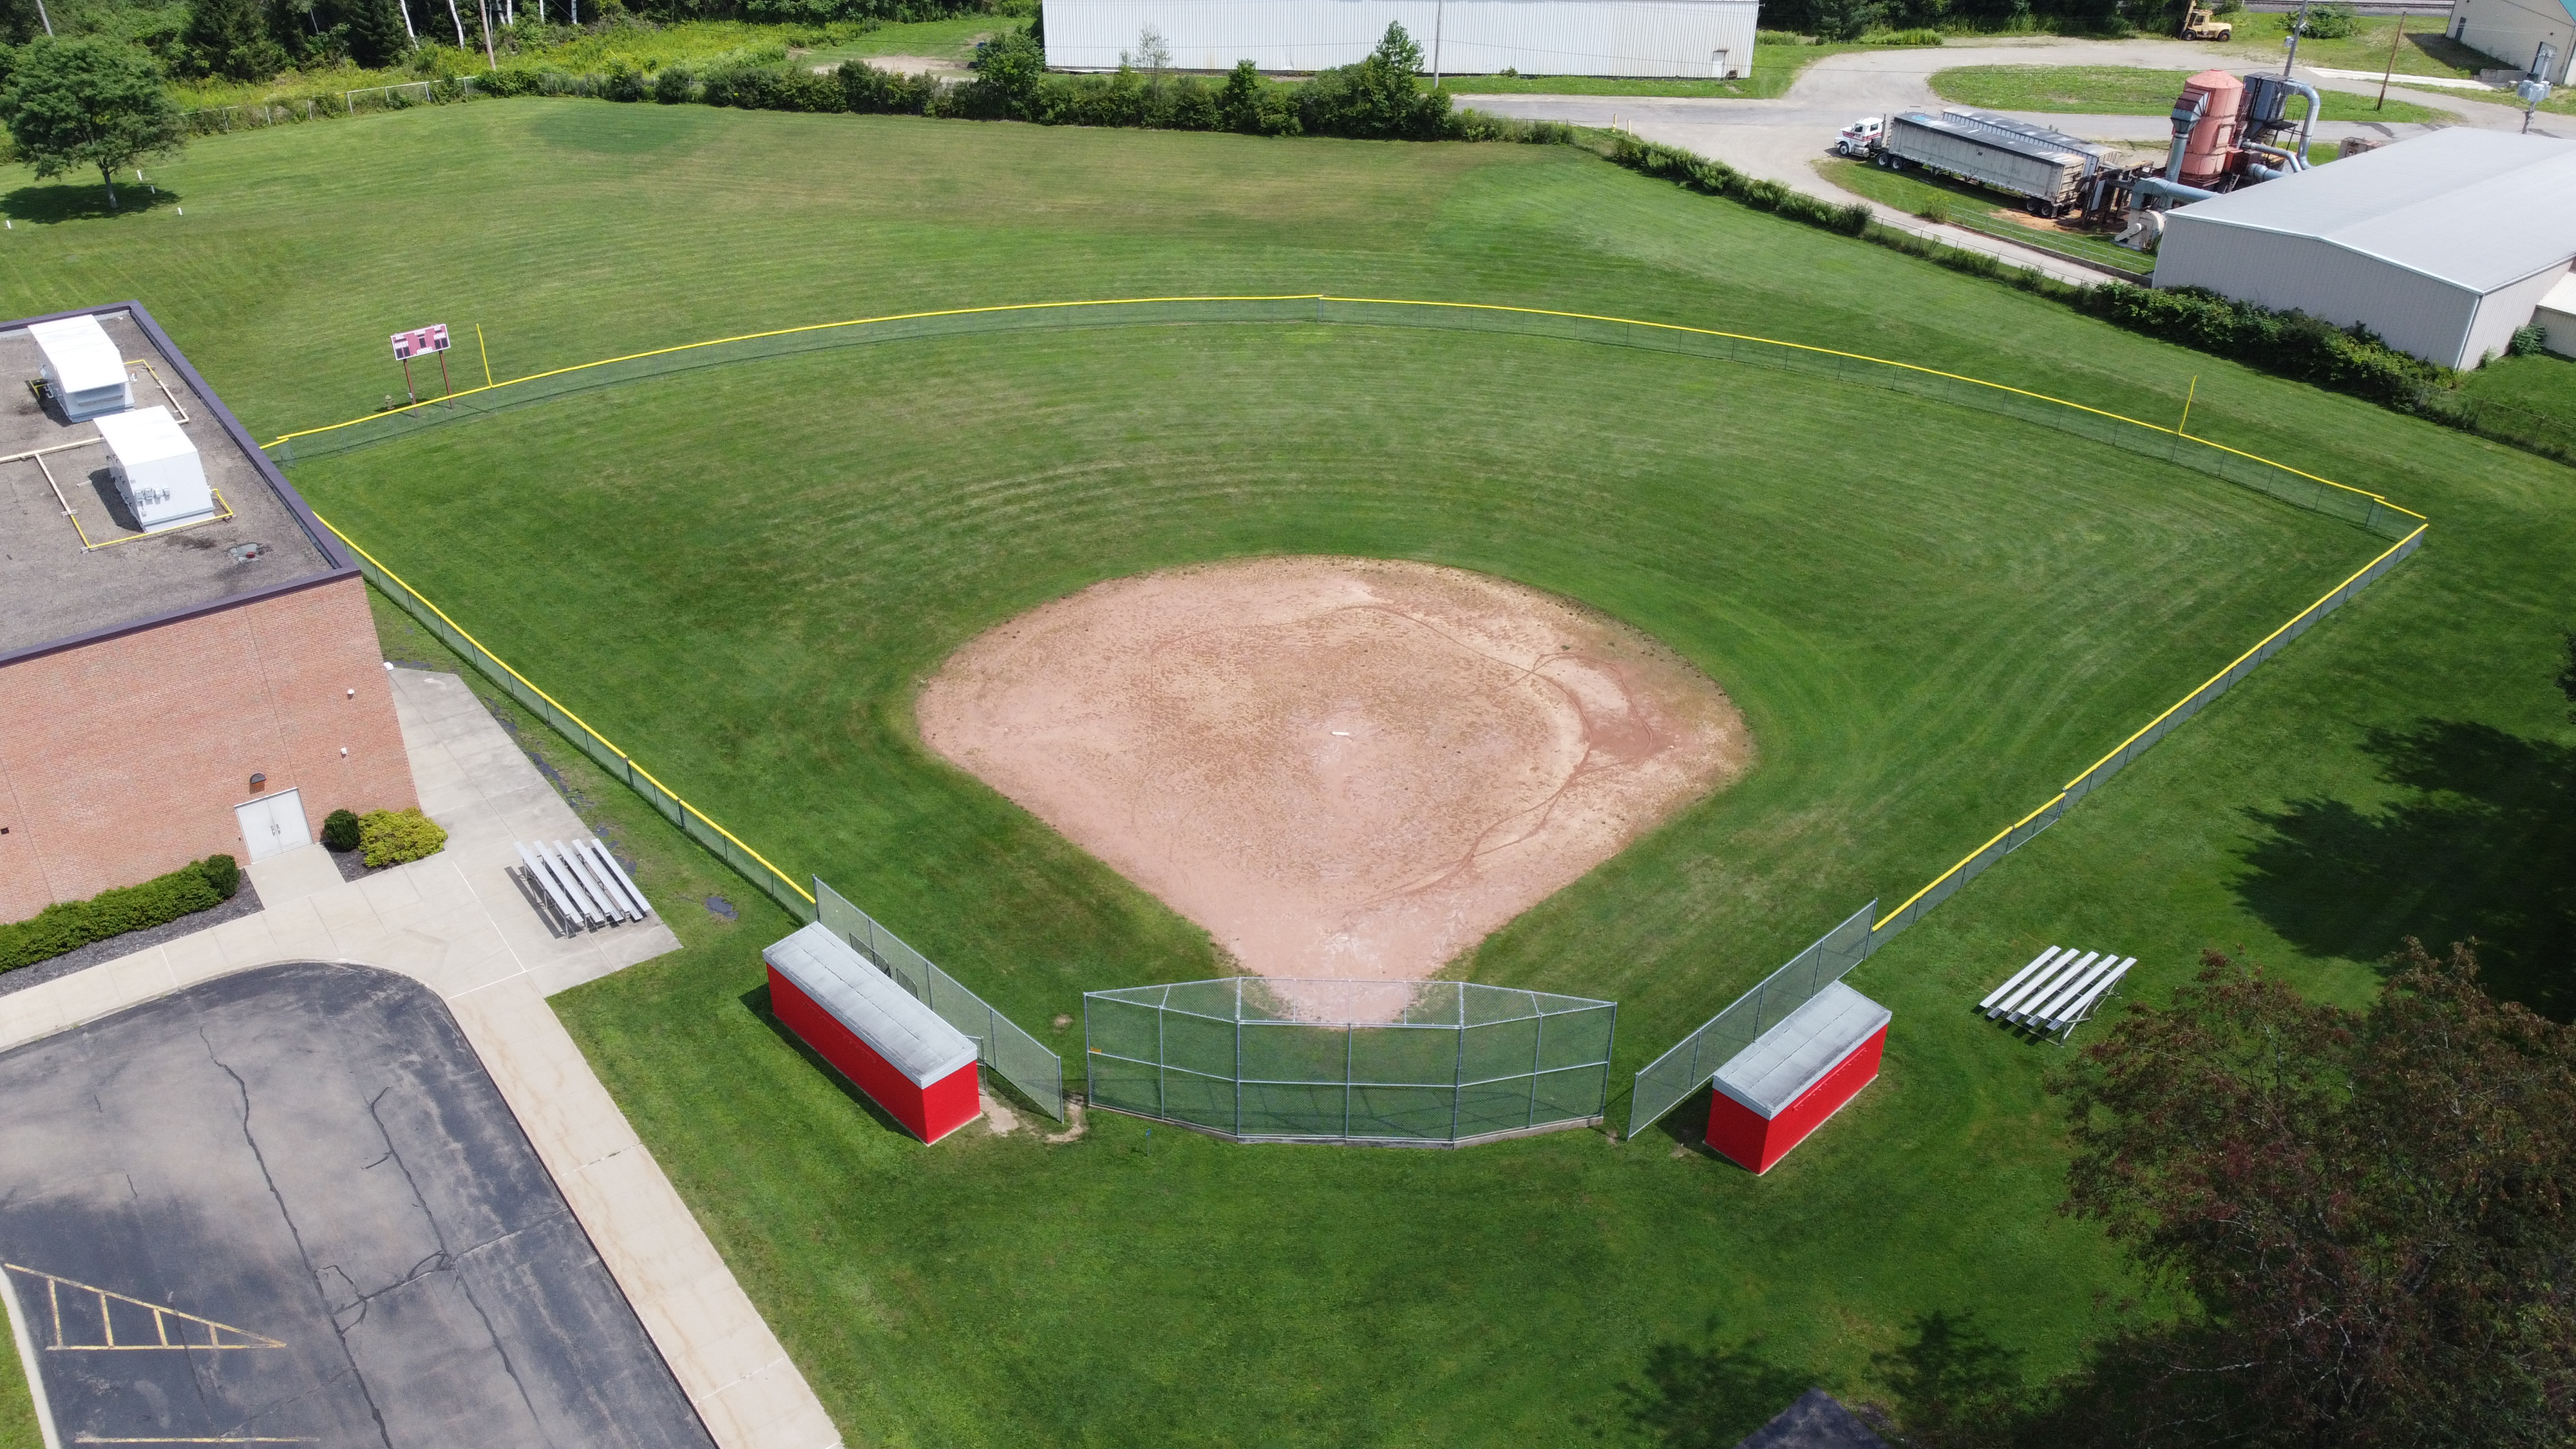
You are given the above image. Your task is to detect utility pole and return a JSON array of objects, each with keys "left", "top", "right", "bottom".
[
  {"left": 2376, "top": 7, "right": 2405, "bottom": 109},
  {"left": 1431, "top": 0, "right": 1444, "bottom": 86},
  {"left": 2282, "top": 0, "right": 2311, "bottom": 77}
]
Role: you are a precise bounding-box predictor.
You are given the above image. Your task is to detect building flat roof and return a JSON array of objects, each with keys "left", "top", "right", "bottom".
[
  {"left": 764, "top": 922, "right": 980, "bottom": 1087},
  {"left": 0, "top": 306, "right": 343, "bottom": 661},
  {"left": 2163, "top": 127, "right": 2576, "bottom": 294}
]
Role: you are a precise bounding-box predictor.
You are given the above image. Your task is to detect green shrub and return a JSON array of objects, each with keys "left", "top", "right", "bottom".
[
  {"left": 1859, "top": 27, "right": 1944, "bottom": 45},
  {"left": 653, "top": 64, "right": 696, "bottom": 103},
  {"left": 1298, "top": 23, "right": 1449, "bottom": 140},
  {"left": 2510, "top": 324, "right": 2547, "bottom": 357},
  {"left": 201, "top": 852, "right": 240, "bottom": 898},
  {"left": 2295, "top": 2, "right": 2359, "bottom": 37},
  {"left": 359, "top": 808, "right": 449, "bottom": 868},
  {"left": 602, "top": 61, "right": 648, "bottom": 102},
  {"left": 322, "top": 808, "right": 362, "bottom": 851},
  {"left": 0, "top": 855, "right": 240, "bottom": 972},
  {"left": 837, "top": 59, "right": 942, "bottom": 114}
]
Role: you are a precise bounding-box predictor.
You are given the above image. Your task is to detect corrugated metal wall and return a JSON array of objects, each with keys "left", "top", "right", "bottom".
[
  {"left": 2464, "top": 263, "right": 2573, "bottom": 365},
  {"left": 1043, "top": 0, "right": 1759, "bottom": 77},
  {"left": 2153, "top": 218, "right": 2484, "bottom": 368}
]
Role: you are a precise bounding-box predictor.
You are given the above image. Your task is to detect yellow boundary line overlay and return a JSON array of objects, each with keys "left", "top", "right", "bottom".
[
  {"left": 1871, "top": 521, "right": 2429, "bottom": 931},
  {"left": 317, "top": 515, "right": 817, "bottom": 906},
  {"left": 279, "top": 296, "right": 2430, "bottom": 944},
  {"left": 258, "top": 294, "right": 2418, "bottom": 521}
]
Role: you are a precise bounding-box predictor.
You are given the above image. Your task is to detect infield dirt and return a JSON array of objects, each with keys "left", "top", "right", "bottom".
[{"left": 918, "top": 558, "right": 1749, "bottom": 1009}]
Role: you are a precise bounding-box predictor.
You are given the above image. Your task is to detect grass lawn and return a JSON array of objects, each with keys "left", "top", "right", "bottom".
[
  {"left": 1, "top": 101, "right": 2570, "bottom": 1446},
  {"left": 1443, "top": 39, "right": 1879, "bottom": 99},
  {"left": 1815, "top": 156, "right": 2151, "bottom": 276},
  {"left": 2458, "top": 350, "right": 2576, "bottom": 419},
  {"left": 2221, "top": 9, "right": 2501, "bottom": 79},
  {"left": 1930, "top": 64, "right": 2455, "bottom": 122}
]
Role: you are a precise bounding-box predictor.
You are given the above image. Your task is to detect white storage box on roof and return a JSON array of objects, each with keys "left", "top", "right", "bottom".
[
  {"left": 29, "top": 314, "right": 132, "bottom": 421},
  {"left": 93, "top": 405, "right": 216, "bottom": 531}
]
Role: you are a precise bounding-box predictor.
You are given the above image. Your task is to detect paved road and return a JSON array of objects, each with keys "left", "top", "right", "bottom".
[
  {"left": 1461, "top": 36, "right": 2562, "bottom": 279},
  {"left": 0, "top": 961, "right": 715, "bottom": 1449}
]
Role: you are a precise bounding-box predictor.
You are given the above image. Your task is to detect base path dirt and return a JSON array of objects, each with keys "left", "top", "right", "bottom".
[{"left": 918, "top": 558, "right": 1750, "bottom": 998}]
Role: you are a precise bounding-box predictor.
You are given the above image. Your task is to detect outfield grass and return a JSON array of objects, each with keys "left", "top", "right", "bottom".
[
  {"left": 1, "top": 102, "right": 2570, "bottom": 1445},
  {"left": 2221, "top": 9, "right": 2499, "bottom": 79},
  {"left": 1929, "top": 64, "right": 2456, "bottom": 123},
  {"left": 1814, "top": 157, "right": 2151, "bottom": 276}
]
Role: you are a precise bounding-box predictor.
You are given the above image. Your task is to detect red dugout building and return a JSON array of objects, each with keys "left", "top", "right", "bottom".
[{"left": 764, "top": 922, "right": 983, "bottom": 1144}]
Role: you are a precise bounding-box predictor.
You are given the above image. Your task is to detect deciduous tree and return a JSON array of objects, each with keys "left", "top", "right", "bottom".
[{"left": 0, "top": 37, "right": 185, "bottom": 211}]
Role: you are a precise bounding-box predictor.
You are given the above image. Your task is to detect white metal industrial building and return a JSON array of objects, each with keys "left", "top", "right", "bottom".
[
  {"left": 2447, "top": 0, "right": 2573, "bottom": 84},
  {"left": 1041, "top": 0, "right": 1760, "bottom": 77},
  {"left": 2152, "top": 128, "right": 2576, "bottom": 370}
]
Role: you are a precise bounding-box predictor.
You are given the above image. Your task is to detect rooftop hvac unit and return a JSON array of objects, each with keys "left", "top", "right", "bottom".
[
  {"left": 28, "top": 314, "right": 132, "bottom": 421},
  {"left": 93, "top": 406, "right": 215, "bottom": 531}
]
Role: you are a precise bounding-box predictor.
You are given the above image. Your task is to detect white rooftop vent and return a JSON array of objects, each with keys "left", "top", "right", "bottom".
[
  {"left": 28, "top": 314, "right": 132, "bottom": 421},
  {"left": 93, "top": 406, "right": 214, "bottom": 532}
]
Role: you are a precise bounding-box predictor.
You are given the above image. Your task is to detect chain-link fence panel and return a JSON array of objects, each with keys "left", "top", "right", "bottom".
[
  {"left": 1627, "top": 902, "right": 1876, "bottom": 1139},
  {"left": 1084, "top": 978, "right": 1616, "bottom": 1145},
  {"left": 815, "top": 877, "right": 1063, "bottom": 1118}
]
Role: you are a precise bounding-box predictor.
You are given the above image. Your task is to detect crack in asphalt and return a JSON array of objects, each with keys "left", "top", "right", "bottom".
[
  {"left": 358, "top": 1085, "right": 557, "bottom": 1445},
  {"left": 202, "top": 1025, "right": 398, "bottom": 1449}
]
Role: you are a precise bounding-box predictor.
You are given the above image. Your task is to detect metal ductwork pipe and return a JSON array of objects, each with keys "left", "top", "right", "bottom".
[
  {"left": 2135, "top": 176, "right": 2222, "bottom": 209},
  {"left": 2244, "top": 162, "right": 2287, "bottom": 182},
  {"left": 2166, "top": 91, "right": 2206, "bottom": 182},
  {"left": 2281, "top": 78, "right": 2323, "bottom": 162},
  {"left": 2240, "top": 138, "right": 2307, "bottom": 173}
]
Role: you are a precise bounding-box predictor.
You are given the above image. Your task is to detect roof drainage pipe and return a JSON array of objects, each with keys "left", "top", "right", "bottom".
[{"left": 2134, "top": 176, "right": 2222, "bottom": 209}]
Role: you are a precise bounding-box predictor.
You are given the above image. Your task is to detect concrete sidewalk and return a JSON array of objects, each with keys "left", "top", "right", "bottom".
[{"left": 0, "top": 667, "right": 842, "bottom": 1449}]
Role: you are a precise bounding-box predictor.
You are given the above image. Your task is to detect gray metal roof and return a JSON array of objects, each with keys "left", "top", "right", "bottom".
[
  {"left": 2164, "top": 127, "right": 2576, "bottom": 294},
  {"left": 1711, "top": 981, "right": 1889, "bottom": 1119},
  {"left": 764, "top": 923, "right": 979, "bottom": 1087},
  {"left": 1897, "top": 109, "right": 2116, "bottom": 167}
]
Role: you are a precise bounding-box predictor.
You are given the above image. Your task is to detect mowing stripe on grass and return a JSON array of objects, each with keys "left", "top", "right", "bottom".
[{"left": 289, "top": 299, "right": 2431, "bottom": 1112}]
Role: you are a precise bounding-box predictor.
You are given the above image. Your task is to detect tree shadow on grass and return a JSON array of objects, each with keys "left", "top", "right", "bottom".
[
  {"left": 1869, "top": 1308, "right": 2031, "bottom": 1446},
  {"left": 1, "top": 182, "right": 181, "bottom": 223},
  {"left": 2237, "top": 720, "right": 2575, "bottom": 1019},
  {"left": 1613, "top": 1318, "right": 1817, "bottom": 1448}
]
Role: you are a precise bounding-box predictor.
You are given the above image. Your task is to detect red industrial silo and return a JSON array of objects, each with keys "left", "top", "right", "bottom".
[
  {"left": 2176, "top": 69, "right": 2247, "bottom": 189},
  {"left": 764, "top": 922, "right": 983, "bottom": 1144},
  {"left": 1703, "top": 982, "right": 1890, "bottom": 1175}
]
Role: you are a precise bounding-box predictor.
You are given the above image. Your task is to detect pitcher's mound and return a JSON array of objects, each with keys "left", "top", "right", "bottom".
[{"left": 918, "top": 558, "right": 1750, "bottom": 989}]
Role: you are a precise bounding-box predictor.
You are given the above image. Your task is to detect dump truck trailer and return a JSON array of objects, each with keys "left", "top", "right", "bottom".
[{"left": 1875, "top": 109, "right": 2119, "bottom": 216}]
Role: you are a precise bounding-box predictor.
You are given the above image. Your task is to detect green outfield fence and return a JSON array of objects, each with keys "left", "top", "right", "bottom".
[
  {"left": 281, "top": 296, "right": 2430, "bottom": 1141},
  {"left": 325, "top": 522, "right": 824, "bottom": 927},
  {"left": 1628, "top": 520, "right": 2426, "bottom": 1137},
  {"left": 267, "top": 296, "right": 2420, "bottom": 542}
]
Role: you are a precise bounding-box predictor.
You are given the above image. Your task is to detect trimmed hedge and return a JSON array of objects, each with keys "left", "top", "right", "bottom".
[
  {"left": 359, "top": 808, "right": 448, "bottom": 869},
  {"left": 0, "top": 855, "right": 242, "bottom": 972},
  {"left": 1609, "top": 137, "right": 1871, "bottom": 236}
]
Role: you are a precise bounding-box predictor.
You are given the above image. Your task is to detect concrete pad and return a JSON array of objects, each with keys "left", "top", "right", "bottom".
[{"left": 242, "top": 840, "right": 344, "bottom": 905}]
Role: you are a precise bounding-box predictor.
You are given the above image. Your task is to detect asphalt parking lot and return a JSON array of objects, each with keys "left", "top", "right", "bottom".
[{"left": 0, "top": 961, "right": 715, "bottom": 1449}]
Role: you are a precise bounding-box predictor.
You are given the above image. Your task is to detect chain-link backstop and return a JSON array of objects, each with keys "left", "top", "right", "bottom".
[
  {"left": 815, "top": 877, "right": 1063, "bottom": 1118},
  {"left": 1084, "top": 978, "right": 1616, "bottom": 1145}
]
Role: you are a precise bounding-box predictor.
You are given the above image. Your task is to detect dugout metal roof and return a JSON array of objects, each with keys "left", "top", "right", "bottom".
[
  {"left": 1711, "top": 981, "right": 1889, "bottom": 1119},
  {"left": 764, "top": 923, "right": 979, "bottom": 1086}
]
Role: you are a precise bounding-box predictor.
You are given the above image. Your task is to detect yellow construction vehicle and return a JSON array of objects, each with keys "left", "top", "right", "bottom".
[{"left": 2182, "top": 5, "right": 2234, "bottom": 40}]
